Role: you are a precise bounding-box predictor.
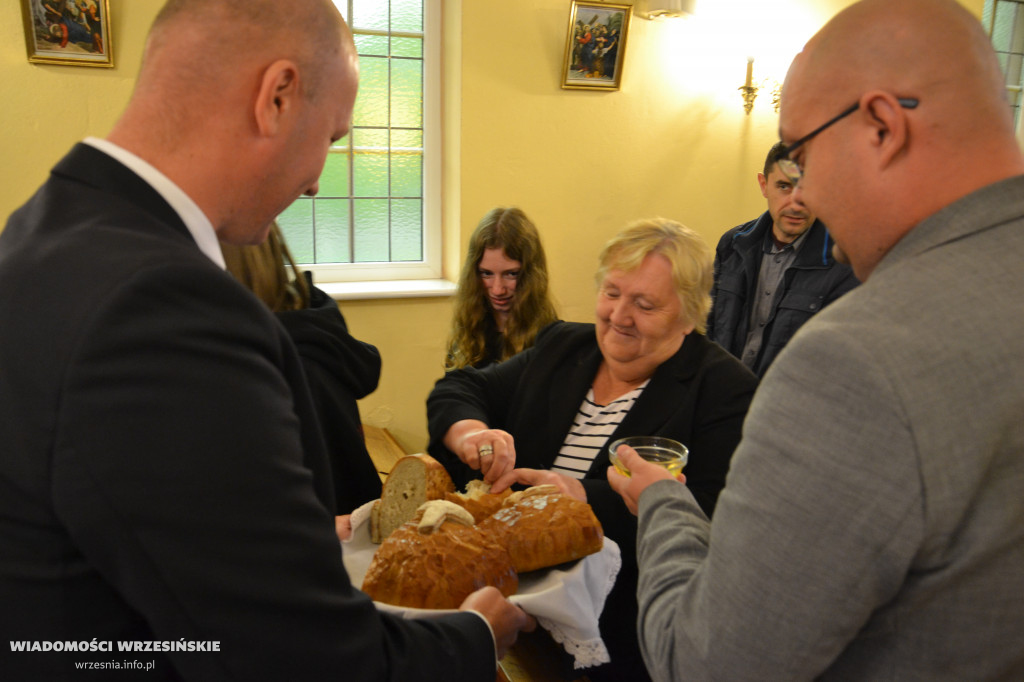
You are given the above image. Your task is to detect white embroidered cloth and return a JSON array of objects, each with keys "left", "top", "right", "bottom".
[{"left": 342, "top": 500, "right": 621, "bottom": 669}]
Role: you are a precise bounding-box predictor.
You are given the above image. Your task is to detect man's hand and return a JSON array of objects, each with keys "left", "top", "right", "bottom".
[
  {"left": 607, "top": 444, "right": 685, "bottom": 515},
  {"left": 488, "top": 468, "right": 587, "bottom": 502},
  {"left": 460, "top": 587, "right": 536, "bottom": 660}
]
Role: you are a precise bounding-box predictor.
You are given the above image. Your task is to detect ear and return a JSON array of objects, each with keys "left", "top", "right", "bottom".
[
  {"left": 253, "top": 59, "right": 301, "bottom": 138},
  {"left": 860, "top": 91, "right": 910, "bottom": 170},
  {"left": 757, "top": 172, "right": 768, "bottom": 198}
]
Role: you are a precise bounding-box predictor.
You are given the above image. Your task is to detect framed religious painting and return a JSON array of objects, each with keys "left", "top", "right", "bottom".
[
  {"left": 561, "top": 1, "right": 632, "bottom": 91},
  {"left": 21, "top": 0, "right": 114, "bottom": 68}
]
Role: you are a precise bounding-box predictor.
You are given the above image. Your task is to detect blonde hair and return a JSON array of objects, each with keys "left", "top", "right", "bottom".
[
  {"left": 220, "top": 223, "right": 310, "bottom": 312},
  {"left": 445, "top": 207, "right": 558, "bottom": 370},
  {"left": 596, "top": 218, "right": 713, "bottom": 334}
]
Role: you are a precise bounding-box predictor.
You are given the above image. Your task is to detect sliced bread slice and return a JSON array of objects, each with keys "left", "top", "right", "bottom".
[{"left": 370, "top": 453, "right": 455, "bottom": 543}]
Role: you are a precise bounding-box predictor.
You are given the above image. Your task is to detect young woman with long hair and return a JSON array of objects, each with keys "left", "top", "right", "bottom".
[{"left": 445, "top": 207, "right": 558, "bottom": 370}]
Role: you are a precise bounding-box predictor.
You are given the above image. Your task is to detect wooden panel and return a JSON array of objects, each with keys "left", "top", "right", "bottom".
[
  {"left": 498, "top": 629, "right": 591, "bottom": 682},
  {"left": 362, "top": 424, "right": 409, "bottom": 482}
]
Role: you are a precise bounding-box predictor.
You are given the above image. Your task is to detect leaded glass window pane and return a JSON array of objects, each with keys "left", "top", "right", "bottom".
[{"left": 277, "top": 0, "right": 427, "bottom": 268}]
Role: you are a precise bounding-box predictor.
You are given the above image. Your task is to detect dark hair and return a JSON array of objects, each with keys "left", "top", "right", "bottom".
[{"left": 764, "top": 141, "right": 789, "bottom": 177}]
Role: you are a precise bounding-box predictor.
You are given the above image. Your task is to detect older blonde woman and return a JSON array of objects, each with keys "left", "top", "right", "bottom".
[{"left": 427, "top": 218, "right": 757, "bottom": 681}]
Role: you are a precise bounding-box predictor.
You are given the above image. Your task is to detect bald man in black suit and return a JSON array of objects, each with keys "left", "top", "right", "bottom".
[{"left": 0, "top": 1, "right": 530, "bottom": 679}]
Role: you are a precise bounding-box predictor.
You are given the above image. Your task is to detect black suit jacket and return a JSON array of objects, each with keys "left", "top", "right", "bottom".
[{"left": 0, "top": 144, "right": 493, "bottom": 681}]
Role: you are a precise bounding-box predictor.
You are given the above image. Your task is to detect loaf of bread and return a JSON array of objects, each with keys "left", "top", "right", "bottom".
[
  {"left": 444, "top": 479, "right": 513, "bottom": 523},
  {"left": 362, "top": 501, "right": 518, "bottom": 609},
  {"left": 478, "top": 485, "right": 604, "bottom": 572},
  {"left": 370, "top": 453, "right": 455, "bottom": 543}
]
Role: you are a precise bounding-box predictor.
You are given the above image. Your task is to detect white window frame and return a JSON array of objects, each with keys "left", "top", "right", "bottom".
[
  {"left": 985, "top": 0, "right": 1024, "bottom": 139},
  {"left": 314, "top": 0, "right": 451, "bottom": 300}
]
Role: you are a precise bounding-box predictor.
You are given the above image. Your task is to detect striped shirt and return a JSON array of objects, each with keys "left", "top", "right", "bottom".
[{"left": 550, "top": 381, "right": 649, "bottom": 479}]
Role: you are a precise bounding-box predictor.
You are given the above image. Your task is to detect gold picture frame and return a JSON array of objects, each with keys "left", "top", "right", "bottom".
[
  {"left": 21, "top": 0, "right": 113, "bottom": 68},
  {"left": 561, "top": 1, "right": 632, "bottom": 91}
]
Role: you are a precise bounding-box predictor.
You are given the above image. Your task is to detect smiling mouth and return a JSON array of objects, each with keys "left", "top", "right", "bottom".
[{"left": 490, "top": 296, "right": 512, "bottom": 308}]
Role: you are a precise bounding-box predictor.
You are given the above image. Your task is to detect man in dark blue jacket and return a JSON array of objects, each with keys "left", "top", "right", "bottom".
[{"left": 707, "top": 143, "right": 859, "bottom": 376}]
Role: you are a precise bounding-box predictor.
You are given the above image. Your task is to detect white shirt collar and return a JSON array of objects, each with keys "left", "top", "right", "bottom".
[{"left": 82, "top": 137, "right": 225, "bottom": 269}]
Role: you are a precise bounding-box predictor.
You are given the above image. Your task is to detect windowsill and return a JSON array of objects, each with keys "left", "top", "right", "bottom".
[{"left": 319, "top": 278, "right": 457, "bottom": 301}]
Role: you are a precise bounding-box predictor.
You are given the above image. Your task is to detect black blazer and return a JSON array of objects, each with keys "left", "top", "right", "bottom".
[
  {"left": 428, "top": 321, "right": 758, "bottom": 545},
  {"left": 0, "top": 144, "right": 493, "bottom": 681}
]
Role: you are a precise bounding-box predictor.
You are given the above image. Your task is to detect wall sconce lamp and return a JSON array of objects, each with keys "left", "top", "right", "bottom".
[
  {"left": 740, "top": 57, "right": 758, "bottom": 114},
  {"left": 639, "top": 0, "right": 696, "bottom": 19},
  {"left": 740, "top": 58, "right": 782, "bottom": 115}
]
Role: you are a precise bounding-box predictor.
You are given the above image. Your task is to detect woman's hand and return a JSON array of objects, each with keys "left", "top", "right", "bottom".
[
  {"left": 444, "top": 419, "right": 517, "bottom": 483},
  {"left": 607, "top": 444, "right": 685, "bottom": 515},
  {"left": 489, "top": 468, "right": 587, "bottom": 502}
]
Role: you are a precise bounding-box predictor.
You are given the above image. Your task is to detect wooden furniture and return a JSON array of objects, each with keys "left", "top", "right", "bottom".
[
  {"left": 497, "top": 628, "right": 590, "bottom": 682},
  {"left": 362, "top": 424, "right": 408, "bottom": 483}
]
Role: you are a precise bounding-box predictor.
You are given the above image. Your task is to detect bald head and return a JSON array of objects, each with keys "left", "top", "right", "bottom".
[
  {"left": 140, "top": 0, "right": 353, "bottom": 108},
  {"left": 787, "top": 0, "right": 1009, "bottom": 130},
  {"left": 108, "top": 0, "right": 359, "bottom": 245},
  {"left": 780, "top": 0, "right": 1024, "bottom": 280}
]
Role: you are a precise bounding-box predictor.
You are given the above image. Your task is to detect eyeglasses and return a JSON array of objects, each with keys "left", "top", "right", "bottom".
[{"left": 778, "top": 97, "right": 919, "bottom": 183}]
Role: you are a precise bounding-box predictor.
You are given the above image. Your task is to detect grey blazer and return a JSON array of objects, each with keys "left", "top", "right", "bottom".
[{"left": 633, "top": 174, "right": 1024, "bottom": 681}]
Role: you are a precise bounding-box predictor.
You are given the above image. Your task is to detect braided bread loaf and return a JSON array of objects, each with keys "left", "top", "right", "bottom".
[
  {"left": 478, "top": 485, "right": 604, "bottom": 572},
  {"left": 444, "top": 479, "right": 513, "bottom": 523},
  {"left": 361, "top": 501, "right": 518, "bottom": 609}
]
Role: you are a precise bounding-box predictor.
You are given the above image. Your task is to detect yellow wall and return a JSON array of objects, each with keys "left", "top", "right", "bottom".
[{"left": 0, "top": 0, "right": 985, "bottom": 452}]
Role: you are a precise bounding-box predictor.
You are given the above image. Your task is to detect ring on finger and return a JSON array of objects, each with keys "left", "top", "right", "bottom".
[{"left": 478, "top": 444, "right": 494, "bottom": 458}]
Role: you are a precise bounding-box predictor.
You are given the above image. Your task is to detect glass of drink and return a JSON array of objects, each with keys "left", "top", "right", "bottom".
[{"left": 608, "top": 436, "right": 688, "bottom": 477}]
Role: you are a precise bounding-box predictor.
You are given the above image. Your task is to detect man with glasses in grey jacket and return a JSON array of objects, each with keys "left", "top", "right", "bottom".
[{"left": 610, "top": 0, "right": 1024, "bottom": 679}]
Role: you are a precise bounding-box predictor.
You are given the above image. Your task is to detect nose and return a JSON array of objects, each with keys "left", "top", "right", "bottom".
[
  {"left": 792, "top": 182, "right": 807, "bottom": 207},
  {"left": 304, "top": 181, "right": 319, "bottom": 198},
  {"left": 488, "top": 278, "right": 508, "bottom": 296},
  {"left": 607, "top": 297, "right": 631, "bottom": 327}
]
